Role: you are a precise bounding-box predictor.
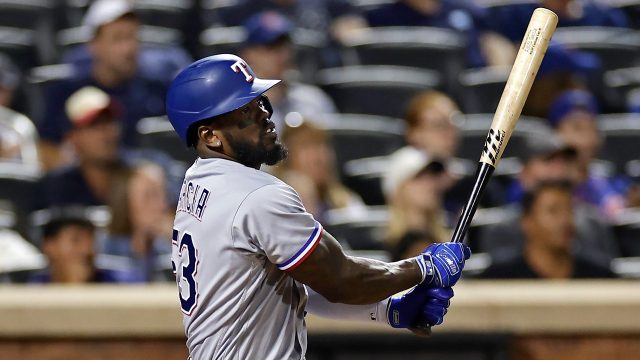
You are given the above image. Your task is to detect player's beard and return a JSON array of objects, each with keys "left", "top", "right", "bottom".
[{"left": 225, "top": 131, "right": 288, "bottom": 168}]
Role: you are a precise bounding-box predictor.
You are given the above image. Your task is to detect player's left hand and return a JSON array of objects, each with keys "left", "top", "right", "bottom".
[
  {"left": 408, "top": 287, "right": 454, "bottom": 336},
  {"left": 386, "top": 285, "right": 454, "bottom": 330}
]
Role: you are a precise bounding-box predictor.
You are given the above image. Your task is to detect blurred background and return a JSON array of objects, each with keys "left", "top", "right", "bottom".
[{"left": 0, "top": 0, "right": 639, "bottom": 359}]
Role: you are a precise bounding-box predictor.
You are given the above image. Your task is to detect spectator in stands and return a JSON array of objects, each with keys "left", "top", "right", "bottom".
[
  {"left": 38, "top": 0, "right": 167, "bottom": 170},
  {"left": 383, "top": 147, "right": 453, "bottom": 246},
  {"left": 240, "top": 11, "right": 337, "bottom": 131},
  {"left": 274, "top": 121, "right": 365, "bottom": 223},
  {"left": 390, "top": 230, "right": 438, "bottom": 261},
  {"left": 549, "top": 89, "right": 626, "bottom": 219},
  {"left": 29, "top": 216, "right": 120, "bottom": 283},
  {"left": 34, "top": 87, "right": 125, "bottom": 210},
  {"left": 489, "top": 0, "right": 629, "bottom": 45},
  {"left": 479, "top": 133, "right": 619, "bottom": 264},
  {"left": 392, "top": 90, "right": 502, "bottom": 209},
  {"left": 364, "top": 0, "right": 515, "bottom": 67},
  {"left": 100, "top": 163, "right": 173, "bottom": 282},
  {"left": 480, "top": 180, "right": 616, "bottom": 279},
  {"left": 0, "top": 54, "right": 39, "bottom": 165},
  {"left": 504, "top": 133, "right": 579, "bottom": 204},
  {"left": 401, "top": 90, "right": 460, "bottom": 160},
  {"left": 210, "top": 0, "right": 366, "bottom": 46}
]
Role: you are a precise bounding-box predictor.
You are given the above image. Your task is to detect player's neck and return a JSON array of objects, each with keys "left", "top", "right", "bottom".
[{"left": 197, "top": 148, "right": 261, "bottom": 169}]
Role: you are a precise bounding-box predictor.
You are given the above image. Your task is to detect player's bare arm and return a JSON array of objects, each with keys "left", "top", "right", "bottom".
[{"left": 289, "top": 231, "right": 421, "bottom": 305}]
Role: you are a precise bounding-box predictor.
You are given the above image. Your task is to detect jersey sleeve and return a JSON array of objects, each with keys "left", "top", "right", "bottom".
[{"left": 234, "top": 183, "right": 323, "bottom": 272}]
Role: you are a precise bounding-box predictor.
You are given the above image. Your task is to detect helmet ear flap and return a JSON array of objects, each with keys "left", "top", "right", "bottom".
[{"left": 260, "top": 95, "right": 274, "bottom": 118}]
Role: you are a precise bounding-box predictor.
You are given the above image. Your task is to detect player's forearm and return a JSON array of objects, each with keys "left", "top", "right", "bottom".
[
  {"left": 305, "top": 286, "right": 388, "bottom": 323},
  {"left": 327, "top": 256, "right": 422, "bottom": 305},
  {"left": 289, "top": 231, "right": 423, "bottom": 305}
]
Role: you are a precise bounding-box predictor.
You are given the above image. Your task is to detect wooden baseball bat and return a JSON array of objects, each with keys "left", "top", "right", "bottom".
[{"left": 451, "top": 8, "right": 558, "bottom": 244}]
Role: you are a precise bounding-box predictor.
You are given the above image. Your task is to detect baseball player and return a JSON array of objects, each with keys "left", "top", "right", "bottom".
[{"left": 166, "top": 54, "right": 471, "bottom": 360}]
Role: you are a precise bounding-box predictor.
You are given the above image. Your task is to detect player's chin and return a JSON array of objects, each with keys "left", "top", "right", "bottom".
[{"left": 264, "top": 142, "right": 288, "bottom": 166}]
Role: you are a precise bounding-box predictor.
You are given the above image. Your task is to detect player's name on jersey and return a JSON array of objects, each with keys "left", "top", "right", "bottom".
[{"left": 176, "top": 181, "right": 211, "bottom": 221}]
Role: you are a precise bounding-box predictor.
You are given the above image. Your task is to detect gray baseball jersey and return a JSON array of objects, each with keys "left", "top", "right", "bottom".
[{"left": 172, "top": 157, "right": 323, "bottom": 360}]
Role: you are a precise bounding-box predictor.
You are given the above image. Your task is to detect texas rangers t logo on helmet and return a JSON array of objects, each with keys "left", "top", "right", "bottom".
[{"left": 230, "top": 60, "right": 254, "bottom": 82}]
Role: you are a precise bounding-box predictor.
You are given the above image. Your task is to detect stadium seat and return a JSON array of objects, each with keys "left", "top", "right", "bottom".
[
  {"left": 610, "top": 0, "right": 640, "bottom": 29},
  {"left": 342, "top": 156, "right": 390, "bottom": 206},
  {"left": 199, "top": 26, "right": 325, "bottom": 83},
  {"left": 349, "top": 0, "right": 394, "bottom": 11},
  {"left": 316, "top": 65, "right": 441, "bottom": 118},
  {"left": 0, "top": 1, "right": 58, "bottom": 65},
  {"left": 612, "top": 208, "right": 640, "bottom": 258},
  {"left": 603, "top": 67, "right": 640, "bottom": 111},
  {"left": 130, "top": 0, "right": 194, "bottom": 30},
  {"left": 0, "top": 27, "right": 38, "bottom": 70},
  {"left": 340, "top": 27, "right": 466, "bottom": 92},
  {"left": 26, "top": 63, "right": 75, "bottom": 125},
  {"left": 473, "top": 0, "right": 537, "bottom": 7},
  {"left": 458, "top": 66, "right": 510, "bottom": 113},
  {"left": 0, "top": 163, "right": 40, "bottom": 237},
  {"left": 198, "top": 26, "right": 244, "bottom": 57},
  {"left": 58, "top": 24, "right": 183, "bottom": 51},
  {"left": 314, "top": 113, "right": 405, "bottom": 205},
  {"left": 552, "top": 27, "right": 640, "bottom": 70},
  {"left": 598, "top": 113, "right": 640, "bottom": 173},
  {"left": 136, "top": 116, "right": 197, "bottom": 166},
  {"left": 323, "top": 205, "right": 389, "bottom": 250}
]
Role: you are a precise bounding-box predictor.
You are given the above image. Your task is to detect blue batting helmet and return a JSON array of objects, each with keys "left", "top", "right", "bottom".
[{"left": 166, "top": 54, "right": 280, "bottom": 145}]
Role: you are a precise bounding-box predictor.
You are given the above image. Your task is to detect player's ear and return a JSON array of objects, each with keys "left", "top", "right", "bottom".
[{"left": 198, "top": 125, "right": 223, "bottom": 148}]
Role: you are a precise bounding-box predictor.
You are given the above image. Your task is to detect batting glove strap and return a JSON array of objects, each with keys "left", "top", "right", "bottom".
[{"left": 414, "top": 254, "right": 435, "bottom": 285}]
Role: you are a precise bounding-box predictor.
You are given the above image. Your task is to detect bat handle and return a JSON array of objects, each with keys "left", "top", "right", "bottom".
[{"left": 450, "top": 162, "right": 495, "bottom": 243}]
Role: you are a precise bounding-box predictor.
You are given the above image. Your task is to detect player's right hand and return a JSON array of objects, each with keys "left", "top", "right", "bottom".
[{"left": 414, "top": 242, "right": 471, "bottom": 287}]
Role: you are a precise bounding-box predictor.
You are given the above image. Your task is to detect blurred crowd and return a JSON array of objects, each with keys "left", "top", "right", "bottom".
[{"left": 1, "top": 0, "right": 640, "bottom": 284}]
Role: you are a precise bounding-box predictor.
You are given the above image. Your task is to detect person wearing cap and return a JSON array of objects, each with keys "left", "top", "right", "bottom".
[
  {"left": 548, "top": 89, "right": 626, "bottom": 220},
  {"left": 164, "top": 54, "right": 471, "bottom": 358},
  {"left": 503, "top": 132, "right": 580, "bottom": 205},
  {"left": 479, "top": 180, "right": 616, "bottom": 280},
  {"left": 34, "top": 86, "right": 180, "bottom": 211},
  {"left": 211, "top": 0, "right": 366, "bottom": 46},
  {"left": 28, "top": 215, "right": 125, "bottom": 284},
  {"left": 239, "top": 11, "right": 337, "bottom": 131},
  {"left": 383, "top": 147, "right": 454, "bottom": 246},
  {"left": 480, "top": 129, "right": 619, "bottom": 264},
  {"left": 34, "top": 86, "right": 125, "bottom": 210},
  {"left": 37, "top": 0, "right": 169, "bottom": 170}
]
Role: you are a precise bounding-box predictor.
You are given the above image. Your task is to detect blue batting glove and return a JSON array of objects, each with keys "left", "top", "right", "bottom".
[
  {"left": 386, "top": 285, "right": 429, "bottom": 328},
  {"left": 414, "top": 242, "right": 471, "bottom": 287},
  {"left": 420, "top": 287, "right": 454, "bottom": 326}
]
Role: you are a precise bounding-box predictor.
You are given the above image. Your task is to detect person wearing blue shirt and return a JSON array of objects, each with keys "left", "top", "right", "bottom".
[
  {"left": 37, "top": 0, "right": 168, "bottom": 170},
  {"left": 33, "top": 87, "right": 179, "bottom": 211},
  {"left": 549, "top": 89, "right": 627, "bottom": 220},
  {"left": 488, "top": 0, "right": 630, "bottom": 43}
]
